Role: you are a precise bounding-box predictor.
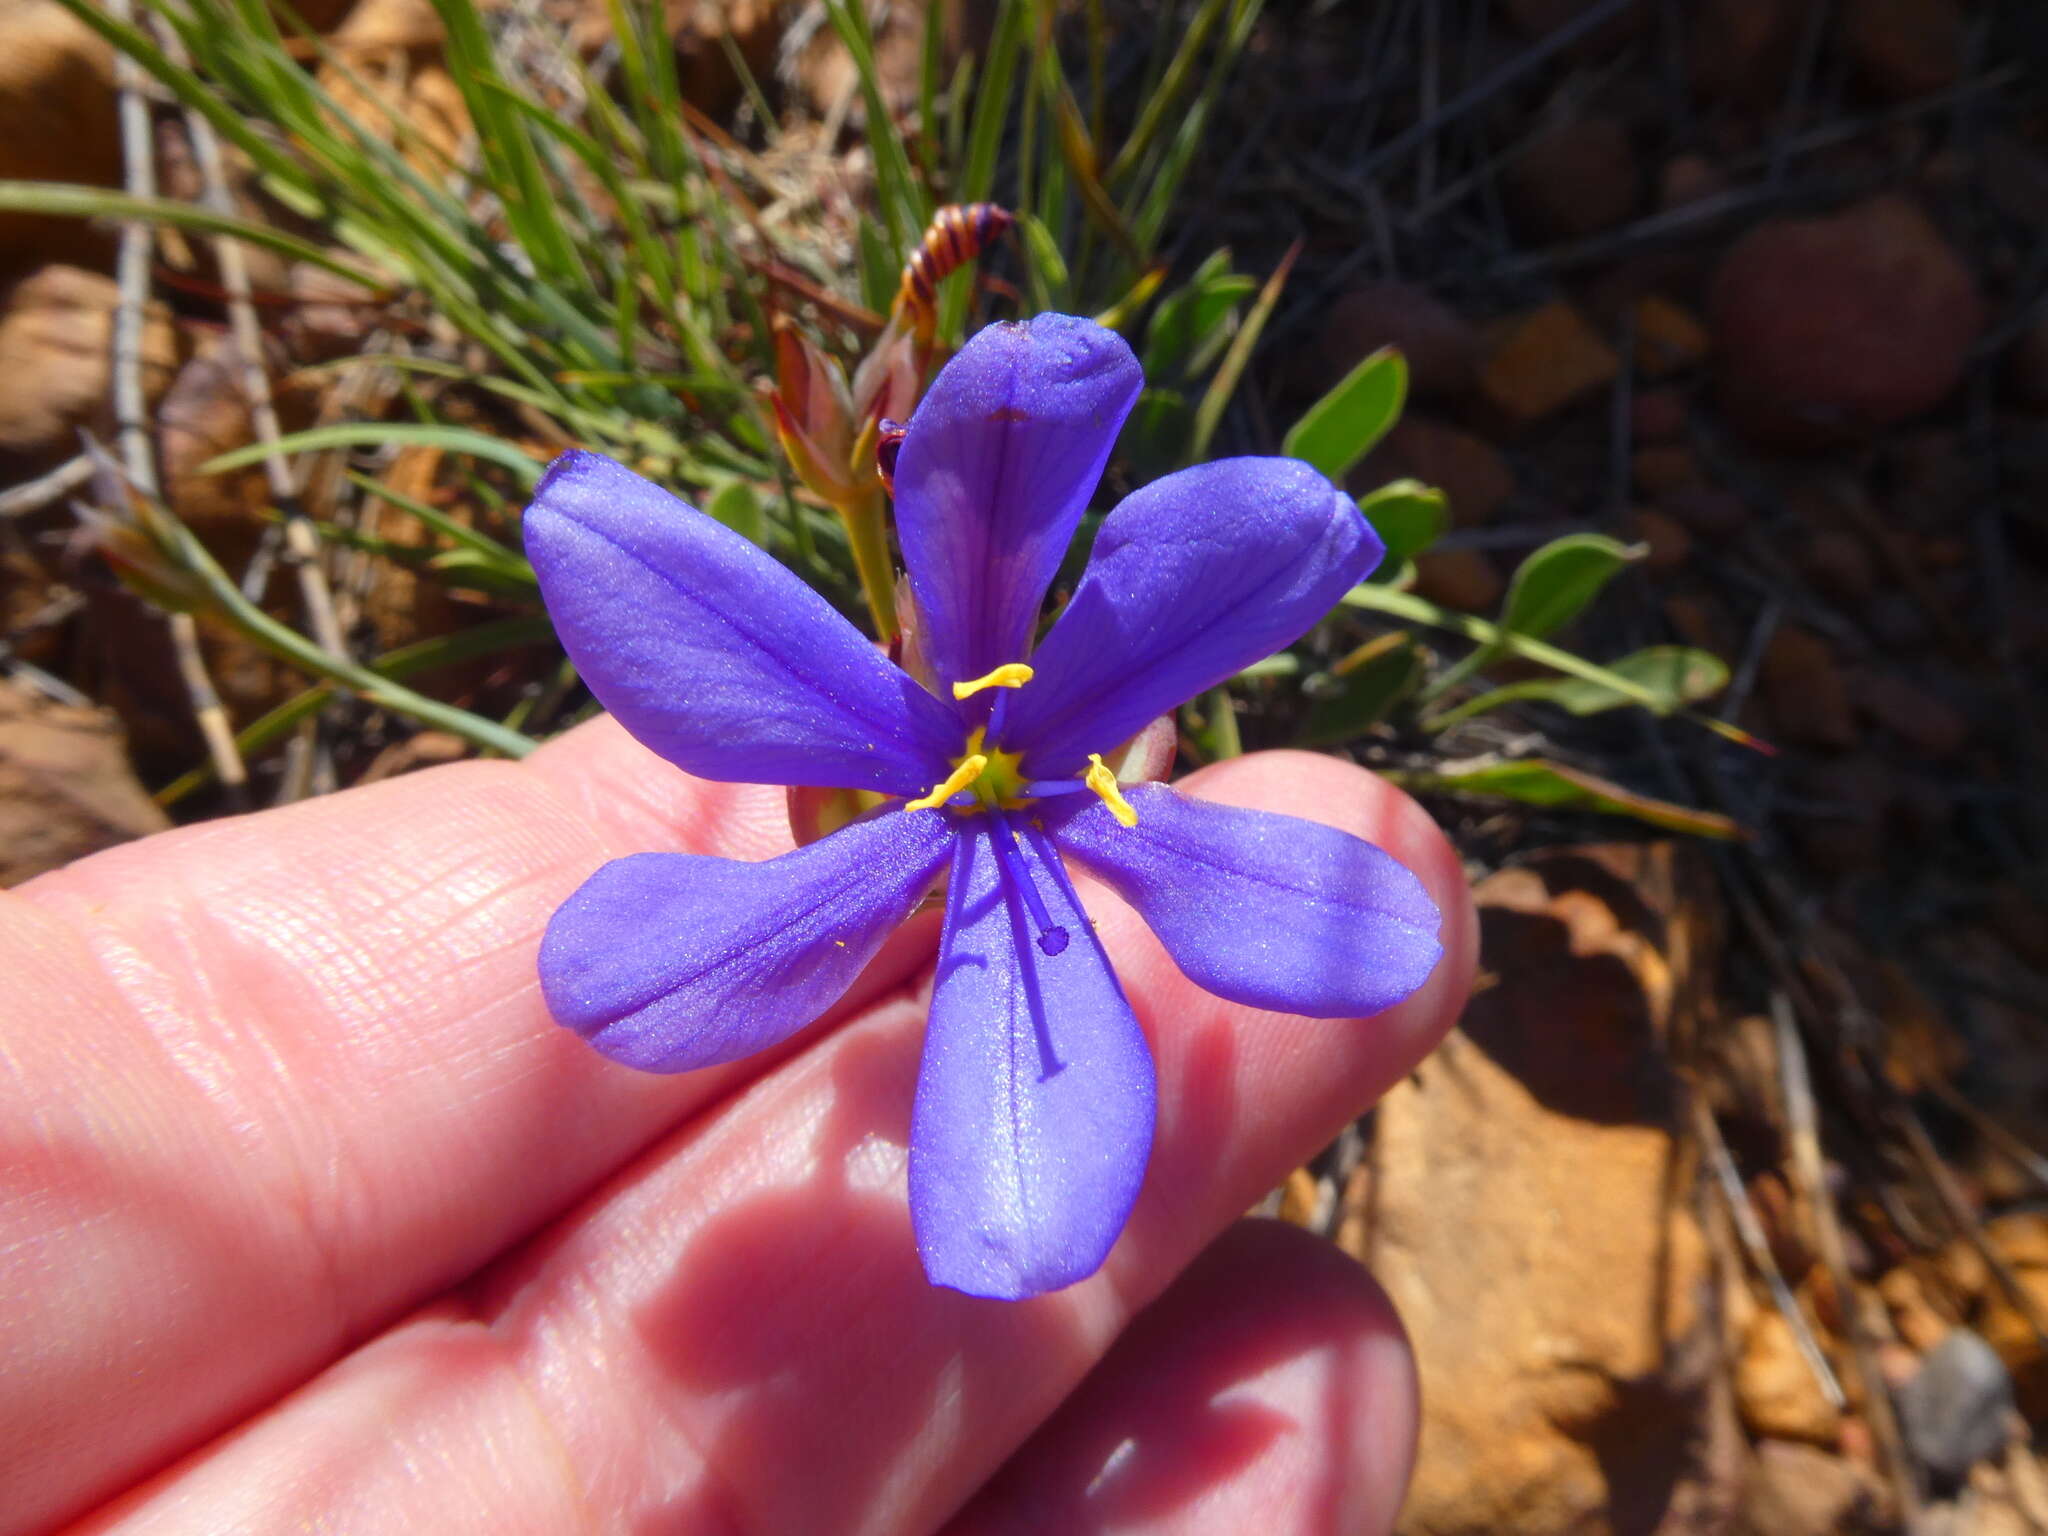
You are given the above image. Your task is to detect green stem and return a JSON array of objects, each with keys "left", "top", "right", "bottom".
[{"left": 840, "top": 487, "right": 900, "bottom": 642}]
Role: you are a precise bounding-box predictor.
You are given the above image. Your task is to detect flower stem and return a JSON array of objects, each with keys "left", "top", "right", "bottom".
[{"left": 839, "top": 486, "right": 900, "bottom": 642}]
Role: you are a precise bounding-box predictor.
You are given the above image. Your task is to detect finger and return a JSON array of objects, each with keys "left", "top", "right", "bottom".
[
  {"left": 0, "top": 716, "right": 940, "bottom": 1536},
  {"left": 942, "top": 1220, "right": 1418, "bottom": 1536},
  {"left": 82, "top": 753, "right": 1470, "bottom": 1536}
]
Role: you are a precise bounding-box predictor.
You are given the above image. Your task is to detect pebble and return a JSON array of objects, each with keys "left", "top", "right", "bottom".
[{"left": 1895, "top": 1329, "right": 2014, "bottom": 1485}]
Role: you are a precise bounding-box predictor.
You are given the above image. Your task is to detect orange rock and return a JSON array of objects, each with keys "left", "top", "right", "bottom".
[
  {"left": 0, "top": 0, "right": 120, "bottom": 270},
  {"left": 1633, "top": 295, "right": 1712, "bottom": 377},
  {"left": 1878, "top": 1265, "right": 1955, "bottom": 1354},
  {"left": 0, "top": 265, "right": 181, "bottom": 467},
  {"left": 1632, "top": 444, "right": 1701, "bottom": 497},
  {"left": 1479, "top": 302, "right": 1621, "bottom": 425},
  {"left": 1374, "top": 846, "right": 1727, "bottom": 1535},
  {"left": 0, "top": 678, "right": 168, "bottom": 886},
  {"left": 1737, "top": 1309, "right": 1842, "bottom": 1444}
]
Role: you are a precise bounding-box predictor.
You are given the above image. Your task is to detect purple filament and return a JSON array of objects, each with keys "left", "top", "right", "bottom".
[{"left": 989, "top": 809, "right": 1069, "bottom": 956}]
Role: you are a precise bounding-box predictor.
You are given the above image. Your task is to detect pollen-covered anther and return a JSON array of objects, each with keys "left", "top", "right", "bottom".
[
  {"left": 906, "top": 753, "right": 989, "bottom": 812},
  {"left": 950, "top": 662, "right": 1034, "bottom": 700},
  {"left": 1084, "top": 754, "right": 1139, "bottom": 828}
]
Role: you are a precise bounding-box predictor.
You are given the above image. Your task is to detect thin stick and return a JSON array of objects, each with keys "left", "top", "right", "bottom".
[
  {"left": 109, "top": 0, "right": 246, "bottom": 795},
  {"left": 1693, "top": 1094, "right": 1846, "bottom": 1410},
  {"left": 1773, "top": 992, "right": 1922, "bottom": 1520},
  {"left": 0, "top": 455, "right": 94, "bottom": 519}
]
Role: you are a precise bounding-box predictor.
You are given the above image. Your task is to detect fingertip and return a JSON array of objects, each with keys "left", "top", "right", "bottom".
[{"left": 947, "top": 1218, "right": 1419, "bottom": 1536}]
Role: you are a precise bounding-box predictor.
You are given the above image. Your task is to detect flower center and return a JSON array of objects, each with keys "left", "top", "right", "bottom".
[{"left": 903, "top": 660, "right": 1140, "bottom": 829}]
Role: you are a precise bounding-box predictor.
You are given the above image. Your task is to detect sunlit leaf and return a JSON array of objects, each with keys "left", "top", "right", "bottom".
[
  {"left": 1499, "top": 532, "right": 1638, "bottom": 639},
  {"left": 1386, "top": 759, "right": 1743, "bottom": 839},
  {"left": 1282, "top": 347, "right": 1407, "bottom": 482},
  {"left": 1358, "top": 479, "right": 1447, "bottom": 574}
]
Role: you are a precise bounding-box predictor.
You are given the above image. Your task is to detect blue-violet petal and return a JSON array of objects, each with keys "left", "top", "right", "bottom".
[
  {"left": 1044, "top": 784, "right": 1441, "bottom": 1018},
  {"left": 540, "top": 808, "right": 954, "bottom": 1072},
  {"left": 526, "top": 451, "right": 959, "bottom": 795},
  {"left": 893, "top": 315, "right": 1141, "bottom": 698},
  {"left": 1004, "top": 457, "right": 1382, "bottom": 778},
  {"left": 912, "top": 820, "right": 1156, "bottom": 1299}
]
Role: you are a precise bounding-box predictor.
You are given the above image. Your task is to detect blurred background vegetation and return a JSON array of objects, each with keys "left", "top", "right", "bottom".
[{"left": 2, "top": 1, "right": 2046, "bottom": 1531}]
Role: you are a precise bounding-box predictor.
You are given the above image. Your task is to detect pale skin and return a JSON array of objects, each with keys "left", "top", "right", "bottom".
[{"left": 0, "top": 716, "right": 1475, "bottom": 1535}]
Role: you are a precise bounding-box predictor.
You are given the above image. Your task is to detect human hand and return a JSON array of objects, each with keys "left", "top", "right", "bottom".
[{"left": 0, "top": 717, "right": 1472, "bottom": 1535}]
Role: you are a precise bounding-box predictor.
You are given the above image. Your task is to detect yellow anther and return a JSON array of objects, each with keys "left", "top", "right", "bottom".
[
  {"left": 951, "top": 662, "right": 1035, "bottom": 700},
  {"left": 905, "top": 753, "right": 988, "bottom": 812},
  {"left": 1084, "top": 755, "right": 1139, "bottom": 828}
]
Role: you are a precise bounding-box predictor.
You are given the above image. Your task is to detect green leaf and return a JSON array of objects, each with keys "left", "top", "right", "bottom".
[
  {"left": 1542, "top": 645, "right": 1728, "bottom": 715},
  {"left": 1385, "top": 759, "right": 1743, "bottom": 839},
  {"left": 1498, "top": 533, "right": 1638, "bottom": 640},
  {"left": 704, "top": 479, "right": 768, "bottom": 546},
  {"left": 1119, "top": 388, "right": 1193, "bottom": 485},
  {"left": 1017, "top": 211, "right": 1071, "bottom": 313},
  {"left": 1190, "top": 242, "right": 1295, "bottom": 462},
  {"left": 203, "top": 425, "right": 546, "bottom": 489},
  {"left": 1298, "top": 634, "right": 1424, "bottom": 745},
  {"left": 1282, "top": 347, "right": 1408, "bottom": 482},
  {"left": 1358, "top": 480, "right": 1447, "bottom": 571},
  {"left": 1142, "top": 250, "right": 1253, "bottom": 380},
  {"left": 0, "top": 182, "right": 381, "bottom": 288},
  {"left": 1429, "top": 646, "right": 1728, "bottom": 730}
]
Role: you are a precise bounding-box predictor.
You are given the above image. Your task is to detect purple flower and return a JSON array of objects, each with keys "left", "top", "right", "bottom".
[{"left": 526, "top": 313, "right": 1443, "bottom": 1300}]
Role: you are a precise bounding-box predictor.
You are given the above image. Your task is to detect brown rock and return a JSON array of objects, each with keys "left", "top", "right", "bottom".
[
  {"left": 1799, "top": 529, "right": 1878, "bottom": 602},
  {"left": 1479, "top": 301, "right": 1621, "bottom": 425},
  {"left": 1412, "top": 548, "right": 1504, "bottom": 613},
  {"left": 1661, "top": 153, "right": 1731, "bottom": 211},
  {"left": 0, "top": 678, "right": 167, "bottom": 886},
  {"left": 1633, "top": 295, "right": 1712, "bottom": 377},
  {"left": 1632, "top": 386, "right": 1689, "bottom": 442},
  {"left": 1841, "top": 0, "right": 1964, "bottom": 101},
  {"left": 1973, "top": 1268, "right": 2048, "bottom": 1421},
  {"left": 1710, "top": 196, "right": 1984, "bottom": 445},
  {"left": 1369, "top": 846, "right": 1728, "bottom": 1536},
  {"left": 1688, "top": 0, "right": 1798, "bottom": 104},
  {"left": 1759, "top": 625, "right": 1858, "bottom": 751},
  {"left": 1632, "top": 445, "right": 1701, "bottom": 497},
  {"left": 0, "top": 265, "right": 181, "bottom": 467},
  {"left": 1879, "top": 1265, "right": 1954, "bottom": 1353},
  {"left": 1740, "top": 1440, "right": 1887, "bottom": 1536},
  {"left": 1356, "top": 415, "right": 1514, "bottom": 527},
  {"left": 1629, "top": 507, "right": 1693, "bottom": 573},
  {"left": 1737, "top": 1310, "right": 1841, "bottom": 1444},
  {"left": 1506, "top": 113, "right": 1639, "bottom": 242},
  {"left": 0, "top": 0, "right": 119, "bottom": 270},
  {"left": 2006, "top": 312, "right": 2048, "bottom": 412},
  {"left": 1661, "top": 484, "right": 1752, "bottom": 539},
  {"left": 1319, "top": 283, "right": 1480, "bottom": 401},
  {"left": 1847, "top": 669, "right": 1969, "bottom": 758}
]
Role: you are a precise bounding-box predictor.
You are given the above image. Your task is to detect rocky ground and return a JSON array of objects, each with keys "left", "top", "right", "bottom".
[{"left": 2, "top": 1, "right": 2047, "bottom": 1533}]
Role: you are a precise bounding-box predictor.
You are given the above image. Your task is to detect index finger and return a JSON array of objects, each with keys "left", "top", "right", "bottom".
[{"left": 0, "top": 716, "right": 936, "bottom": 1536}]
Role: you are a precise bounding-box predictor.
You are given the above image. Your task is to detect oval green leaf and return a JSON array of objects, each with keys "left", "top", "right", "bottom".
[
  {"left": 1281, "top": 346, "right": 1408, "bottom": 482},
  {"left": 1498, "top": 532, "right": 1638, "bottom": 639}
]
